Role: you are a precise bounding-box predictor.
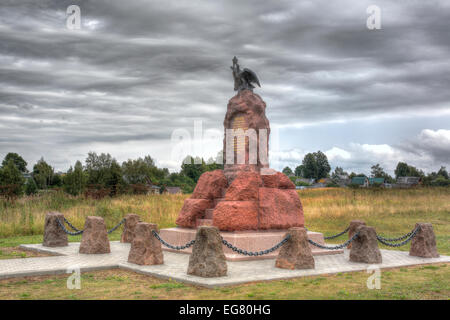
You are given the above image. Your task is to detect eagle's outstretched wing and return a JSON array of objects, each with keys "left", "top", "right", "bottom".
[{"left": 242, "top": 68, "right": 261, "bottom": 87}]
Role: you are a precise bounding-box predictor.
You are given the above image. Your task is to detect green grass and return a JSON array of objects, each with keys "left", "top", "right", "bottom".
[{"left": 0, "top": 265, "right": 447, "bottom": 300}]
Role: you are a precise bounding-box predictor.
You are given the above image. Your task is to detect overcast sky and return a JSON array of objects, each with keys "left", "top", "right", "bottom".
[{"left": 1, "top": 0, "right": 449, "bottom": 175}]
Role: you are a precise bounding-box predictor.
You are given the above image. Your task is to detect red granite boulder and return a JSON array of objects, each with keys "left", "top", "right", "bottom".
[
  {"left": 128, "top": 223, "right": 163, "bottom": 265},
  {"left": 213, "top": 200, "right": 259, "bottom": 231},
  {"left": 276, "top": 227, "right": 314, "bottom": 269},
  {"left": 278, "top": 172, "right": 295, "bottom": 189},
  {"left": 258, "top": 188, "right": 304, "bottom": 229},
  {"left": 175, "top": 199, "right": 213, "bottom": 228},
  {"left": 187, "top": 226, "right": 227, "bottom": 277},
  {"left": 121, "top": 213, "right": 141, "bottom": 243},
  {"left": 192, "top": 170, "right": 227, "bottom": 200},
  {"left": 43, "top": 212, "right": 68, "bottom": 247},
  {"left": 409, "top": 223, "right": 439, "bottom": 258},
  {"left": 260, "top": 168, "right": 279, "bottom": 188},
  {"left": 79, "top": 216, "right": 110, "bottom": 254},
  {"left": 224, "top": 171, "right": 262, "bottom": 201},
  {"left": 261, "top": 170, "right": 295, "bottom": 189},
  {"left": 348, "top": 220, "right": 366, "bottom": 249}
]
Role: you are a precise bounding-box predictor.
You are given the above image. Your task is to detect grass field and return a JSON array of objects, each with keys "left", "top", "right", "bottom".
[{"left": 0, "top": 187, "right": 449, "bottom": 299}]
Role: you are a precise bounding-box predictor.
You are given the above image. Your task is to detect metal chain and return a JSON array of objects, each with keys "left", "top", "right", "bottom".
[
  {"left": 56, "top": 218, "right": 84, "bottom": 235},
  {"left": 323, "top": 226, "right": 350, "bottom": 240},
  {"left": 221, "top": 235, "right": 291, "bottom": 256},
  {"left": 308, "top": 231, "right": 359, "bottom": 250},
  {"left": 376, "top": 226, "right": 420, "bottom": 247},
  {"left": 63, "top": 217, "right": 82, "bottom": 232},
  {"left": 107, "top": 218, "right": 126, "bottom": 234},
  {"left": 152, "top": 230, "right": 196, "bottom": 250},
  {"left": 376, "top": 228, "right": 415, "bottom": 242}
]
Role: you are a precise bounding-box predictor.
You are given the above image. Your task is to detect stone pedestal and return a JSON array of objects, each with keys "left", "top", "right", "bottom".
[
  {"left": 187, "top": 226, "right": 227, "bottom": 277},
  {"left": 121, "top": 214, "right": 141, "bottom": 243},
  {"left": 349, "top": 225, "right": 382, "bottom": 264},
  {"left": 347, "top": 220, "right": 366, "bottom": 249},
  {"left": 128, "top": 223, "right": 163, "bottom": 265},
  {"left": 43, "top": 212, "right": 68, "bottom": 247},
  {"left": 79, "top": 216, "right": 110, "bottom": 254},
  {"left": 160, "top": 227, "right": 342, "bottom": 261},
  {"left": 409, "top": 223, "right": 439, "bottom": 258},
  {"left": 276, "top": 227, "right": 315, "bottom": 270}
]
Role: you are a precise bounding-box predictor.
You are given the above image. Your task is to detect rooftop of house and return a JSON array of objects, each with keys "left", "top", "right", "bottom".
[
  {"left": 369, "top": 177, "right": 385, "bottom": 184},
  {"left": 166, "top": 187, "right": 181, "bottom": 194},
  {"left": 397, "top": 176, "right": 421, "bottom": 184},
  {"left": 351, "top": 176, "right": 368, "bottom": 185}
]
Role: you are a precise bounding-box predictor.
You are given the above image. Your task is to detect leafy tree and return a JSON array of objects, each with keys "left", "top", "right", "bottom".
[
  {"left": 331, "top": 166, "right": 347, "bottom": 179},
  {"left": 394, "top": 162, "right": 424, "bottom": 178},
  {"left": 294, "top": 165, "right": 304, "bottom": 177},
  {"left": 0, "top": 159, "right": 25, "bottom": 196},
  {"left": 2, "top": 153, "right": 28, "bottom": 173},
  {"left": 63, "top": 161, "right": 87, "bottom": 196},
  {"left": 437, "top": 166, "right": 449, "bottom": 179},
  {"left": 315, "top": 151, "right": 331, "bottom": 179},
  {"left": 282, "top": 166, "right": 293, "bottom": 176},
  {"left": 51, "top": 173, "right": 63, "bottom": 187},
  {"left": 32, "top": 157, "right": 54, "bottom": 189},
  {"left": 25, "top": 177, "right": 38, "bottom": 195},
  {"left": 370, "top": 164, "right": 385, "bottom": 178},
  {"left": 180, "top": 156, "right": 206, "bottom": 183},
  {"left": 301, "top": 151, "right": 331, "bottom": 180},
  {"left": 302, "top": 153, "right": 317, "bottom": 179}
]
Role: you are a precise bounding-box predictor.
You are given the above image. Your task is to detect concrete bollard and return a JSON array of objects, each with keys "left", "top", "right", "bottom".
[
  {"left": 275, "top": 227, "right": 314, "bottom": 270},
  {"left": 409, "top": 223, "right": 439, "bottom": 258},
  {"left": 349, "top": 225, "right": 382, "bottom": 264},
  {"left": 79, "top": 216, "right": 110, "bottom": 254},
  {"left": 347, "top": 220, "right": 366, "bottom": 249},
  {"left": 43, "top": 212, "right": 68, "bottom": 247},
  {"left": 121, "top": 213, "right": 141, "bottom": 243},
  {"left": 187, "top": 226, "right": 227, "bottom": 277},
  {"left": 128, "top": 223, "right": 163, "bottom": 265}
]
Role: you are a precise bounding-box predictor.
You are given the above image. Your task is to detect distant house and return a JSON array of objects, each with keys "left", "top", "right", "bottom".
[
  {"left": 369, "top": 177, "right": 385, "bottom": 186},
  {"left": 334, "top": 174, "right": 350, "bottom": 187},
  {"left": 395, "top": 176, "right": 421, "bottom": 188},
  {"left": 148, "top": 185, "right": 161, "bottom": 194},
  {"left": 296, "top": 178, "right": 315, "bottom": 185},
  {"left": 165, "top": 187, "right": 182, "bottom": 194},
  {"left": 351, "top": 176, "right": 369, "bottom": 187}
]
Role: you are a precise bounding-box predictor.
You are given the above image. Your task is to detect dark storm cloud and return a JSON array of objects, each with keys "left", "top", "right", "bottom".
[{"left": 0, "top": 0, "right": 449, "bottom": 170}]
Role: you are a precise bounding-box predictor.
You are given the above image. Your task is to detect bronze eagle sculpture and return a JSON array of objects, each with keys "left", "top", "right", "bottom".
[{"left": 230, "top": 56, "right": 261, "bottom": 92}]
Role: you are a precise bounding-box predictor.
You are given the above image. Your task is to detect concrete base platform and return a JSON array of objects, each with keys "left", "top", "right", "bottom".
[
  {"left": 5, "top": 241, "right": 448, "bottom": 288},
  {"left": 159, "top": 227, "right": 342, "bottom": 261}
]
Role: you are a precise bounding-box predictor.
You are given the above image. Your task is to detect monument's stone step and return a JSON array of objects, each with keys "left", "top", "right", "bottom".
[
  {"left": 196, "top": 219, "right": 213, "bottom": 227},
  {"left": 204, "top": 209, "right": 214, "bottom": 219},
  {"left": 159, "top": 227, "right": 343, "bottom": 261}
]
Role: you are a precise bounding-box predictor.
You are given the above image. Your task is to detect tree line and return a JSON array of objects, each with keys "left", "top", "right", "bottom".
[
  {"left": 0, "top": 152, "right": 222, "bottom": 199},
  {"left": 280, "top": 151, "right": 450, "bottom": 186}
]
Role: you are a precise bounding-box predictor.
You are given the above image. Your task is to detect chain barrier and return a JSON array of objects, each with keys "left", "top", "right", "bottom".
[
  {"left": 376, "top": 228, "right": 416, "bottom": 242},
  {"left": 107, "top": 218, "right": 126, "bottom": 234},
  {"left": 56, "top": 218, "right": 84, "bottom": 236},
  {"left": 63, "top": 217, "right": 82, "bottom": 232},
  {"left": 376, "top": 226, "right": 420, "bottom": 247},
  {"left": 151, "top": 230, "right": 196, "bottom": 250},
  {"left": 221, "top": 235, "right": 291, "bottom": 256},
  {"left": 323, "top": 226, "right": 350, "bottom": 240},
  {"left": 308, "top": 231, "right": 359, "bottom": 250}
]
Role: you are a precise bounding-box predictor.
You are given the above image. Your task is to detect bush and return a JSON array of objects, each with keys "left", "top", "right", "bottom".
[
  {"left": 25, "top": 178, "right": 38, "bottom": 195},
  {"left": 431, "top": 177, "right": 450, "bottom": 187}
]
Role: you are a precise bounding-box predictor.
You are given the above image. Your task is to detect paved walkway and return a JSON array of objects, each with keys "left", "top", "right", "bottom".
[{"left": 0, "top": 242, "right": 445, "bottom": 287}]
